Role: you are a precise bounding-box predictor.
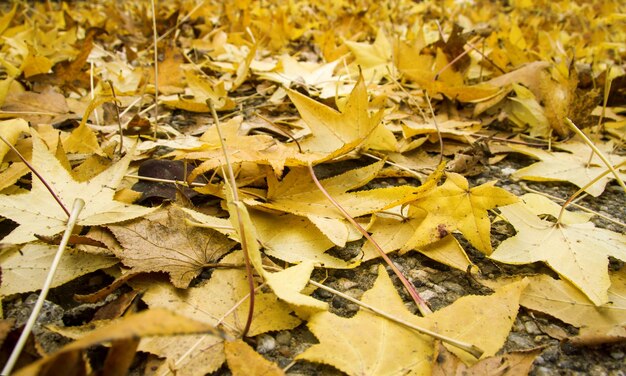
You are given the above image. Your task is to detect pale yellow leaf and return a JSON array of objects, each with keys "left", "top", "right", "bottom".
[
  {"left": 0, "top": 243, "right": 117, "bottom": 297},
  {"left": 298, "top": 265, "right": 434, "bottom": 375},
  {"left": 519, "top": 271, "right": 626, "bottom": 329},
  {"left": 225, "top": 339, "right": 284, "bottom": 376},
  {"left": 511, "top": 140, "right": 626, "bottom": 197},
  {"left": 491, "top": 201, "right": 626, "bottom": 305},
  {"left": 0, "top": 130, "right": 156, "bottom": 244},
  {"left": 0, "top": 118, "right": 28, "bottom": 162},
  {"left": 264, "top": 261, "right": 328, "bottom": 311},
  {"left": 424, "top": 279, "right": 529, "bottom": 365}
]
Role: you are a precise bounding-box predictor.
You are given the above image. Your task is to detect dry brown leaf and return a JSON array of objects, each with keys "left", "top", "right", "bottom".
[
  {"left": 433, "top": 343, "right": 541, "bottom": 376},
  {"left": 108, "top": 205, "right": 235, "bottom": 289}
]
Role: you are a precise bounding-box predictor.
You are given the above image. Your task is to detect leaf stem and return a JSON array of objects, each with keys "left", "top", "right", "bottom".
[
  {"left": 557, "top": 118, "right": 626, "bottom": 222},
  {"left": 307, "top": 162, "right": 433, "bottom": 315},
  {"left": 308, "top": 279, "right": 483, "bottom": 359},
  {"left": 150, "top": 0, "right": 159, "bottom": 138},
  {"left": 0, "top": 133, "right": 70, "bottom": 217},
  {"left": 209, "top": 100, "right": 256, "bottom": 338},
  {"left": 2, "top": 198, "right": 84, "bottom": 376}
]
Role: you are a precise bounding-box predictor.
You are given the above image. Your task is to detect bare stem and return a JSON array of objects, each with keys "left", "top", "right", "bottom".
[
  {"left": 209, "top": 100, "right": 256, "bottom": 337},
  {"left": 0, "top": 134, "right": 70, "bottom": 217},
  {"left": 2, "top": 198, "right": 85, "bottom": 376},
  {"left": 307, "top": 162, "right": 433, "bottom": 315},
  {"left": 308, "top": 280, "right": 483, "bottom": 358},
  {"left": 150, "top": 0, "right": 159, "bottom": 138}
]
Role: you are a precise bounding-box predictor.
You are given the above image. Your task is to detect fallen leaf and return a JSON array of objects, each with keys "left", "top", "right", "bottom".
[
  {"left": 0, "top": 118, "right": 28, "bottom": 162},
  {"left": 345, "top": 29, "right": 393, "bottom": 83},
  {"left": 286, "top": 73, "right": 383, "bottom": 159},
  {"left": 433, "top": 343, "right": 541, "bottom": 376},
  {"left": 518, "top": 271, "right": 626, "bottom": 329},
  {"left": 108, "top": 205, "right": 235, "bottom": 289},
  {"left": 14, "top": 308, "right": 221, "bottom": 376},
  {"left": 297, "top": 265, "right": 435, "bottom": 375},
  {"left": 424, "top": 279, "right": 529, "bottom": 365},
  {"left": 0, "top": 243, "right": 117, "bottom": 297},
  {"left": 510, "top": 140, "right": 626, "bottom": 197},
  {"left": 490, "top": 201, "right": 626, "bottom": 305},
  {"left": 254, "top": 54, "right": 342, "bottom": 97},
  {"left": 403, "top": 172, "right": 518, "bottom": 254},
  {"left": 1, "top": 88, "right": 71, "bottom": 125},
  {"left": 225, "top": 339, "right": 284, "bottom": 376},
  {"left": 0, "top": 130, "right": 156, "bottom": 244},
  {"left": 255, "top": 160, "right": 441, "bottom": 220},
  {"left": 138, "top": 251, "right": 301, "bottom": 337}
]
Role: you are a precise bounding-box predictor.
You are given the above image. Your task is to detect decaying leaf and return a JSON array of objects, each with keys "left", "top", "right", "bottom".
[{"left": 108, "top": 205, "right": 235, "bottom": 289}]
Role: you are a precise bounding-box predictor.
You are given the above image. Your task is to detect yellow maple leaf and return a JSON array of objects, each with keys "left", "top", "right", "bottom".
[
  {"left": 225, "top": 339, "right": 284, "bottom": 376},
  {"left": 300, "top": 265, "right": 528, "bottom": 373},
  {"left": 403, "top": 172, "right": 518, "bottom": 254},
  {"left": 511, "top": 141, "right": 626, "bottom": 197},
  {"left": 298, "top": 265, "right": 435, "bottom": 375},
  {"left": 256, "top": 160, "right": 439, "bottom": 219},
  {"left": 519, "top": 272, "right": 626, "bottom": 330},
  {"left": 396, "top": 42, "right": 501, "bottom": 102},
  {"left": 344, "top": 29, "right": 393, "bottom": 83},
  {"left": 490, "top": 200, "right": 626, "bottom": 305},
  {"left": 0, "top": 130, "right": 155, "bottom": 244},
  {"left": 286, "top": 73, "right": 383, "bottom": 159}
]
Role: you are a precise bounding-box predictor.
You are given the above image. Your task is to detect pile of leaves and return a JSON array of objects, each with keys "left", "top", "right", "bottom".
[{"left": 0, "top": 0, "right": 625, "bottom": 374}]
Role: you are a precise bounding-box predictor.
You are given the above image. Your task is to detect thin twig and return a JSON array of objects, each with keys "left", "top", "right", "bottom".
[
  {"left": 307, "top": 162, "right": 433, "bottom": 315},
  {"left": 2, "top": 198, "right": 85, "bottom": 376},
  {"left": 150, "top": 0, "right": 159, "bottom": 138},
  {"left": 208, "top": 100, "right": 256, "bottom": 337},
  {"left": 308, "top": 279, "right": 483, "bottom": 359},
  {"left": 0, "top": 134, "right": 70, "bottom": 217}
]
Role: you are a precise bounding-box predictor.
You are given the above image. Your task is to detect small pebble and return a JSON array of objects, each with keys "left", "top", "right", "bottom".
[
  {"left": 418, "top": 289, "right": 437, "bottom": 301},
  {"left": 524, "top": 320, "right": 541, "bottom": 335},
  {"left": 334, "top": 278, "right": 358, "bottom": 290},
  {"left": 507, "top": 332, "right": 534, "bottom": 349},
  {"left": 276, "top": 331, "right": 292, "bottom": 346},
  {"left": 256, "top": 334, "right": 276, "bottom": 354},
  {"left": 440, "top": 281, "right": 465, "bottom": 295},
  {"left": 610, "top": 350, "right": 624, "bottom": 360},
  {"left": 532, "top": 366, "right": 553, "bottom": 376}
]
